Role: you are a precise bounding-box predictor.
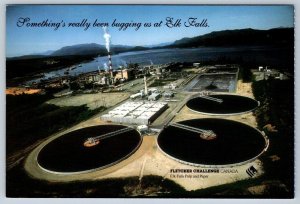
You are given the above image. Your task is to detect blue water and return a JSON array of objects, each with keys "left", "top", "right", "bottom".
[{"left": 31, "top": 46, "right": 293, "bottom": 83}]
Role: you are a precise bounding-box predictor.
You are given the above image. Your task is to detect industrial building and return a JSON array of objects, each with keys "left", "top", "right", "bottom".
[
  {"left": 78, "top": 72, "right": 102, "bottom": 83},
  {"left": 163, "top": 83, "right": 177, "bottom": 90},
  {"left": 148, "top": 92, "right": 161, "bottom": 101},
  {"left": 100, "top": 101, "right": 168, "bottom": 125},
  {"left": 114, "top": 68, "right": 135, "bottom": 80}
]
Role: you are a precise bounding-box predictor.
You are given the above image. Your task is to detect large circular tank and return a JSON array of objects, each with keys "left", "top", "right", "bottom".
[
  {"left": 157, "top": 118, "right": 268, "bottom": 167},
  {"left": 37, "top": 125, "right": 142, "bottom": 174},
  {"left": 186, "top": 94, "right": 259, "bottom": 115}
]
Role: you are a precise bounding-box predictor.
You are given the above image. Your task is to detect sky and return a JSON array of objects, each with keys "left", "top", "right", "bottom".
[{"left": 6, "top": 5, "right": 294, "bottom": 57}]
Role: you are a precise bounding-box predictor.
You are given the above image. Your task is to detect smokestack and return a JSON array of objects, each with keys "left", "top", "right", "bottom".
[
  {"left": 144, "top": 76, "right": 148, "bottom": 95},
  {"left": 108, "top": 52, "right": 113, "bottom": 78},
  {"left": 121, "top": 66, "right": 124, "bottom": 79}
]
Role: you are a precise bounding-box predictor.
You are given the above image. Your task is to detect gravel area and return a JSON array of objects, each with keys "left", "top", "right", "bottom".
[{"left": 47, "top": 92, "right": 130, "bottom": 110}]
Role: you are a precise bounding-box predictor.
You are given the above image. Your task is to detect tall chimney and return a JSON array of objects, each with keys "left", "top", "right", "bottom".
[
  {"left": 108, "top": 52, "right": 113, "bottom": 78},
  {"left": 144, "top": 76, "right": 148, "bottom": 95},
  {"left": 121, "top": 66, "right": 124, "bottom": 79}
]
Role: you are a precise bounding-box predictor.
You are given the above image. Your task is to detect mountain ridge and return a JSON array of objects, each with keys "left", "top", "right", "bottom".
[
  {"left": 8, "top": 27, "right": 294, "bottom": 60},
  {"left": 167, "top": 27, "right": 294, "bottom": 48}
]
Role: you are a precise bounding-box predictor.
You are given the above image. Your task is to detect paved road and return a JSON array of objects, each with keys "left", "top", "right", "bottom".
[{"left": 150, "top": 92, "right": 194, "bottom": 130}]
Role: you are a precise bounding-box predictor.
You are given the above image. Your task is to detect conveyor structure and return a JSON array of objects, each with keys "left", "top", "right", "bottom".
[
  {"left": 84, "top": 127, "right": 134, "bottom": 147},
  {"left": 170, "top": 123, "right": 217, "bottom": 140}
]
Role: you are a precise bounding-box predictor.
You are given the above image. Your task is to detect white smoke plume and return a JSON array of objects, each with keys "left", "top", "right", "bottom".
[
  {"left": 103, "top": 63, "right": 109, "bottom": 72},
  {"left": 103, "top": 27, "right": 111, "bottom": 52}
]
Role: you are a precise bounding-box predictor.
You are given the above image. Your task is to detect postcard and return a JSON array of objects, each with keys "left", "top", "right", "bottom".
[{"left": 5, "top": 4, "right": 294, "bottom": 198}]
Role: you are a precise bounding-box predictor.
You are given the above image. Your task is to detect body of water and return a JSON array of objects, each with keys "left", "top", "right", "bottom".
[{"left": 30, "top": 46, "right": 293, "bottom": 83}]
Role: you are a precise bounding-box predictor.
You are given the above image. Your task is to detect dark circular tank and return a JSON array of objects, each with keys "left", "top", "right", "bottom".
[
  {"left": 186, "top": 94, "right": 259, "bottom": 115},
  {"left": 37, "top": 125, "right": 142, "bottom": 173},
  {"left": 157, "top": 118, "right": 268, "bottom": 166}
]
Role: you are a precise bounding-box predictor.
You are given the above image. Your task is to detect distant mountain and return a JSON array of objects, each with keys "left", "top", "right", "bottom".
[
  {"left": 10, "top": 50, "right": 55, "bottom": 59},
  {"left": 7, "top": 43, "right": 149, "bottom": 60},
  {"left": 145, "top": 41, "right": 174, "bottom": 48},
  {"left": 29, "top": 50, "right": 54, "bottom": 56},
  {"left": 7, "top": 50, "right": 55, "bottom": 60},
  {"left": 6, "top": 55, "right": 47, "bottom": 60},
  {"left": 39, "top": 50, "right": 55, "bottom": 55},
  {"left": 50, "top": 43, "right": 148, "bottom": 56},
  {"left": 50, "top": 43, "right": 105, "bottom": 56},
  {"left": 8, "top": 27, "right": 293, "bottom": 60},
  {"left": 166, "top": 27, "right": 294, "bottom": 48}
]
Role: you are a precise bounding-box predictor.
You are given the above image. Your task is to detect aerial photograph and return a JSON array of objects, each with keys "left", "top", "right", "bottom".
[{"left": 6, "top": 5, "right": 294, "bottom": 198}]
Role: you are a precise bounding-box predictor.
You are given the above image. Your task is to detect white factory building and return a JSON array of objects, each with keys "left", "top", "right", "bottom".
[{"left": 100, "top": 101, "right": 168, "bottom": 125}]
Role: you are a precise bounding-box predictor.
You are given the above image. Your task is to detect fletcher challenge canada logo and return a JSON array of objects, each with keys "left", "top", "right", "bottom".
[{"left": 246, "top": 166, "right": 258, "bottom": 177}]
